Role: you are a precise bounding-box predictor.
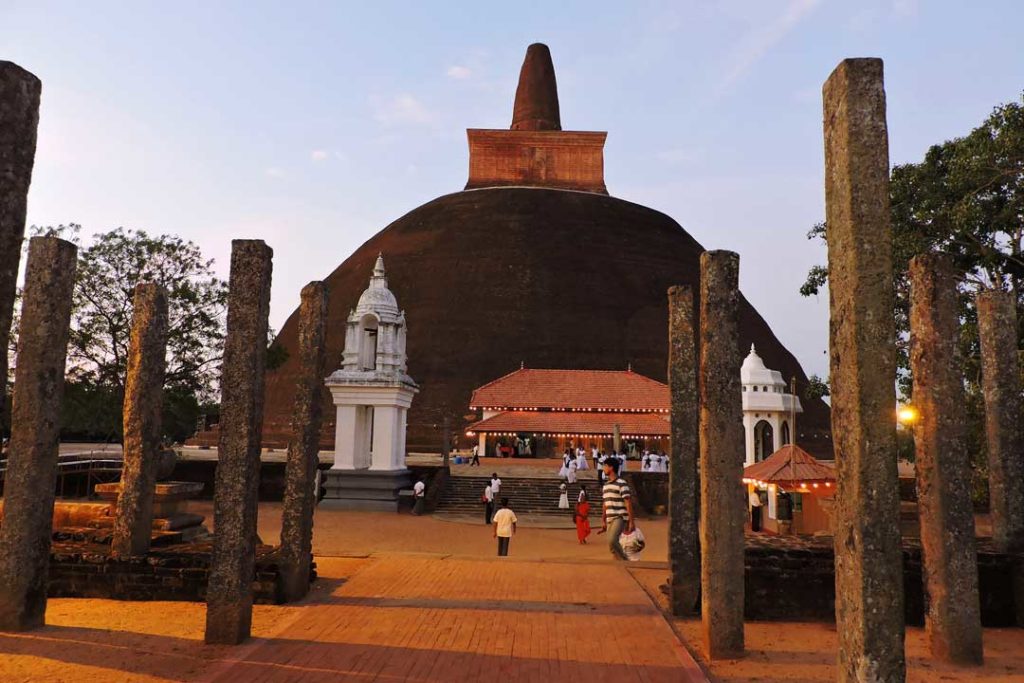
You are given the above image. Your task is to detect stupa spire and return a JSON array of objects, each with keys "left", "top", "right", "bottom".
[{"left": 511, "top": 43, "right": 561, "bottom": 131}]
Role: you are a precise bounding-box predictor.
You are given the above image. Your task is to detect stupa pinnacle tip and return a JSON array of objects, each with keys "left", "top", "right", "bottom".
[{"left": 511, "top": 43, "right": 561, "bottom": 131}]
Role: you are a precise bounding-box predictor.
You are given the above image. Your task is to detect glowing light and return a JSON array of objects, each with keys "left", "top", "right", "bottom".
[{"left": 897, "top": 405, "right": 919, "bottom": 425}]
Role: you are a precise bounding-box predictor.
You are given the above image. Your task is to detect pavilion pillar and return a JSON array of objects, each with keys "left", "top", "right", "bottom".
[
  {"left": 667, "top": 285, "right": 699, "bottom": 616},
  {"left": 279, "top": 281, "right": 328, "bottom": 602},
  {"left": 0, "top": 63, "right": 41, "bottom": 420},
  {"left": 0, "top": 237, "right": 77, "bottom": 631},
  {"left": 976, "top": 290, "right": 1024, "bottom": 555},
  {"left": 698, "top": 250, "right": 745, "bottom": 659},
  {"left": 823, "top": 58, "right": 905, "bottom": 682},
  {"left": 908, "top": 253, "right": 983, "bottom": 664},
  {"left": 111, "top": 284, "right": 169, "bottom": 558},
  {"left": 205, "top": 240, "right": 273, "bottom": 645}
]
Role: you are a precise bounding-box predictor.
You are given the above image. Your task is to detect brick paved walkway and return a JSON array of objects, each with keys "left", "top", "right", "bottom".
[{"left": 201, "top": 555, "right": 705, "bottom": 682}]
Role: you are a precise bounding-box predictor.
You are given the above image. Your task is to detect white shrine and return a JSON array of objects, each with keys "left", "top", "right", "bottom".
[
  {"left": 321, "top": 254, "right": 419, "bottom": 510},
  {"left": 741, "top": 345, "right": 802, "bottom": 465}
]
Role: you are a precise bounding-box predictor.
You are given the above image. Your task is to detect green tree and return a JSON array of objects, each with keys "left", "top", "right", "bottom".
[
  {"left": 19, "top": 225, "right": 229, "bottom": 442},
  {"left": 801, "top": 94, "right": 1024, "bottom": 499}
]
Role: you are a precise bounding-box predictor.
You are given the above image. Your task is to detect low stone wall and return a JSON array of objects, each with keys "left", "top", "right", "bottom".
[
  {"left": 46, "top": 539, "right": 312, "bottom": 604},
  {"left": 745, "top": 535, "right": 1019, "bottom": 626}
]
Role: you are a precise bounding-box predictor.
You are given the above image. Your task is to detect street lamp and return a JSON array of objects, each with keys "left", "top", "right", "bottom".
[{"left": 897, "top": 405, "right": 919, "bottom": 426}]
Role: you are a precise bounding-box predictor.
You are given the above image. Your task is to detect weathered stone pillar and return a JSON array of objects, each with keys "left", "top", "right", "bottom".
[
  {"left": 0, "top": 237, "right": 77, "bottom": 631},
  {"left": 0, "top": 63, "right": 41, "bottom": 416},
  {"left": 823, "top": 58, "right": 905, "bottom": 682},
  {"left": 908, "top": 253, "right": 983, "bottom": 664},
  {"left": 698, "top": 250, "right": 745, "bottom": 659},
  {"left": 667, "top": 285, "right": 699, "bottom": 616},
  {"left": 279, "top": 281, "right": 328, "bottom": 602},
  {"left": 976, "top": 289, "right": 1024, "bottom": 554},
  {"left": 205, "top": 240, "right": 273, "bottom": 645},
  {"left": 111, "top": 284, "right": 169, "bottom": 558}
]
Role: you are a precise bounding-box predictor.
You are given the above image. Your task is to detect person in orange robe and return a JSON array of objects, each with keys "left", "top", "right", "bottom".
[{"left": 575, "top": 498, "right": 591, "bottom": 544}]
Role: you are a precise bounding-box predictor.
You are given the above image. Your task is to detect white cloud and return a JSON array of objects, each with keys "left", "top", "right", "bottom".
[
  {"left": 265, "top": 167, "right": 285, "bottom": 178},
  {"left": 447, "top": 65, "right": 472, "bottom": 80},
  {"left": 372, "top": 93, "right": 437, "bottom": 126},
  {"left": 714, "top": 0, "right": 822, "bottom": 99},
  {"left": 310, "top": 149, "right": 329, "bottom": 162}
]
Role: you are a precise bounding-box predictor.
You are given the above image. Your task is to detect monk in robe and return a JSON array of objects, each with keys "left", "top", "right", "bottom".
[{"left": 575, "top": 498, "right": 591, "bottom": 544}]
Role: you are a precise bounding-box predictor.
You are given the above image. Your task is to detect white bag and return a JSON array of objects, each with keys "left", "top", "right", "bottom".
[{"left": 619, "top": 526, "right": 646, "bottom": 561}]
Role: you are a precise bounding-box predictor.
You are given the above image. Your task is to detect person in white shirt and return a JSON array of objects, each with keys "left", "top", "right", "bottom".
[
  {"left": 749, "top": 488, "right": 763, "bottom": 531},
  {"left": 483, "top": 484, "right": 495, "bottom": 524},
  {"left": 492, "top": 498, "right": 518, "bottom": 556},
  {"left": 567, "top": 459, "right": 578, "bottom": 484},
  {"left": 412, "top": 478, "right": 426, "bottom": 515},
  {"left": 490, "top": 473, "right": 502, "bottom": 498}
]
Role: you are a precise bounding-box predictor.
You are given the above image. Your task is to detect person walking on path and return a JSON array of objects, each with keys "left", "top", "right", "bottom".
[
  {"left": 412, "top": 477, "right": 427, "bottom": 516},
  {"left": 749, "top": 488, "right": 763, "bottom": 532},
  {"left": 490, "top": 473, "right": 502, "bottom": 499},
  {"left": 492, "top": 498, "right": 517, "bottom": 556},
  {"left": 470, "top": 444, "right": 480, "bottom": 466},
  {"left": 483, "top": 483, "right": 495, "bottom": 524},
  {"left": 575, "top": 497, "right": 592, "bottom": 544},
  {"left": 600, "top": 460, "right": 634, "bottom": 560}
]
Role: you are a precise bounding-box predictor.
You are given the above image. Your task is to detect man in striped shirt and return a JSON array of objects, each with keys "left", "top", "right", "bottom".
[{"left": 600, "top": 460, "right": 635, "bottom": 561}]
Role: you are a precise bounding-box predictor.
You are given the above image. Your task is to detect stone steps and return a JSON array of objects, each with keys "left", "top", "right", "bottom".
[{"left": 437, "top": 475, "right": 603, "bottom": 517}]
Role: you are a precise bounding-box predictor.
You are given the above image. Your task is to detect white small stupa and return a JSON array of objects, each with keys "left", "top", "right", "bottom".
[
  {"left": 322, "top": 255, "right": 419, "bottom": 510},
  {"left": 741, "top": 344, "right": 802, "bottom": 465}
]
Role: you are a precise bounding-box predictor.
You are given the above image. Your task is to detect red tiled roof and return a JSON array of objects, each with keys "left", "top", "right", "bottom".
[
  {"left": 469, "top": 368, "right": 670, "bottom": 412},
  {"left": 743, "top": 445, "right": 835, "bottom": 484},
  {"left": 466, "top": 410, "right": 670, "bottom": 437}
]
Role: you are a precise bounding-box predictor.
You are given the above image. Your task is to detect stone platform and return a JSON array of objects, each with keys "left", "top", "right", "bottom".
[{"left": 320, "top": 468, "right": 414, "bottom": 512}]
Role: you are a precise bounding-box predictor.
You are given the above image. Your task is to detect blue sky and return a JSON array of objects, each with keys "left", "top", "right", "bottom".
[{"left": 3, "top": 0, "right": 1021, "bottom": 379}]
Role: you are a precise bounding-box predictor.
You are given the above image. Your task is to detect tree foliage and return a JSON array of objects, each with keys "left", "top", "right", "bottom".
[
  {"left": 15, "top": 225, "right": 228, "bottom": 441},
  {"left": 801, "top": 95, "right": 1024, "bottom": 500},
  {"left": 801, "top": 94, "right": 1024, "bottom": 396}
]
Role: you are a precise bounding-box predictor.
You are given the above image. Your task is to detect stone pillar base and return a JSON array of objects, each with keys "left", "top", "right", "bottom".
[{"left": 320, "top": 469, "right": 414, "bottom": 512}]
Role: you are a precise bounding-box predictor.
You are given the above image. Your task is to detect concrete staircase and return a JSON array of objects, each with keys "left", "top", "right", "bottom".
[{"left": 436, "top": 474, "right": 603, "bottom": 517}]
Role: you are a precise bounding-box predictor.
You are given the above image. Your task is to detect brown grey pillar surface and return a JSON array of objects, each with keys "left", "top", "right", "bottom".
[
  {"left": 668, "top": 285, "right": 700, "bottom": 616},
  {"left": 279, "top": 281, "right": 328, "bottom": 602},
  {"left": 908, "top": 254, "right": 983, "bottom": 664},
  {"left": 205, "top": 240, "right": 273, "bottom": 645},
  {"left": 823, "top": 58, "right": 905, "bottom": 682},
  {"left": 111, "top": 284, "right": 169, "bottom": 558},
  {"left": 0, "top": 63, "right": 41, "bottom": 415},
  {"left": 698, "top": 251, "right": 745, "bottom": 659},
  {"left": 976, "top": 290, "right": 1024, "bottom": 554},
  {"left": 0, "top": 237, "right": 77, "bottom": 631}
]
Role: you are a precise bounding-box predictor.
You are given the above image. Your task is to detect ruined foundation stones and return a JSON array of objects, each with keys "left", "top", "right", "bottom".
[
  {"left": 667, "top": 285, "right": 700, "bottom": 617},
  {"left": 0, "top": 237, "right": 78, "bottom": 631},
  {"left": 976, "top": 289, "right": 1024, "bottom": 555},
  {"left": 205, "top": 240, "right": 273, "bottom": 645},
  {"left": 279, "top": 281, "right": 329, "bottom": 602},
  {"left": 0, "top": 62, "right": 41, "bottom": 415},
  {"left": 111, "top": 284, "right": 170, "bottom": 558},
  {"left": 823, "top": 58, "right": 906, "bottom": 682},
  {"left": 698, "top": 250, "right": 745, "bottom": 659},
  {"left": 908, "top": 253, "right": 983, "bottom": 665}
]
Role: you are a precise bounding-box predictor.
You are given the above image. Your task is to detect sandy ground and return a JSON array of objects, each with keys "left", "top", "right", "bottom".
[
  {"left": 630, "top": 567, "right": 1024, "bottom": 682},
  {"left": 187, "top": 500, "right": 670, "bottom": 562}
]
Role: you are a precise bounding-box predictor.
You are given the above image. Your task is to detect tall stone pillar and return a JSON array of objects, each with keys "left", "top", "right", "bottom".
[
  {"left": 111, "top": 284, "right": 169, "bottom": 558},
  {"left": 667, "top": 285, "right": 700, "bottom": 616},
  {"left": 0, "top": 237, "right": 77, "bottom": 631},
  {"left": 698, "top": 251, "right": 745, "bottom": 659},
  {"left": 0, "top": 63, "right": 41, "bottom": 417},
  {"left": 279, "top": 281, "right": 329, "bottom": 602},
  {"left": 976, "top": 290, "right": 1024, "bottom": 554},
  {"left": 331, "top": 404, "right": 359, "bottom": 470},
  {"left": 908, "top": 254, "right": 983, "bottom": 664},
  {"left": 205, "top": 240, "right": 273, "bottom": 645},
  {"left": 823, "top": 58, "right": 905, "bottom": 682}
]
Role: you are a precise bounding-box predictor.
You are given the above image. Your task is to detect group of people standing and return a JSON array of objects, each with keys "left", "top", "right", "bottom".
[{"left": 640, "top": 451, "right": 669, "bottom": 472}]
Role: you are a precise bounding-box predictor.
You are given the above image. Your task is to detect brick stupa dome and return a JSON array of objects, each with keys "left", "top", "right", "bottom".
[{"left": 255, "top": 44, "right": 832, "bottom": 454}]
